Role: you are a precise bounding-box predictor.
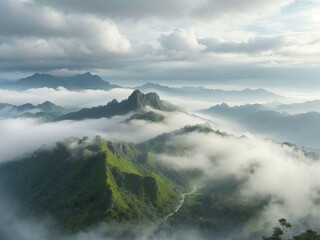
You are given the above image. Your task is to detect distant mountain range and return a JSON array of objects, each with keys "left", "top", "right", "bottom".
[
  {"left": 0, "top": 72, "right": 118, "bottom": 90},
  {"left": 0, "top": 73, "right": 283, "bottom": 105},
  {"left": 277, "top": 100, "right": 320, "bottom": 114},
  {"left": 0, "top": 101, "right": 70, "bottom": 120},
  {"left": 138, "top": 82, "right": 283, "bottom": 102},
  {"left": 203, "top": 103, "right": 320, "bottom": 147},
  {"left": 58, "top": 90, "right": 177, "bottom": 121}
]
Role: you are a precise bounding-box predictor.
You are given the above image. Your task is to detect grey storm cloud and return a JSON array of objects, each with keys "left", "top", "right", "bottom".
[
  {"left": 33, "top": 0, "right": 292, "bottom": 20},
  {"left": 193, "top": 0, "right": 293, "bottom": 19},
  {"left": 0, "top": 0, "right": 139, "bottom": 72},
  {"left": 34, "top": 0, "right": 194, "bottom": 19},
  {"left": 1, "top": 0, "right": 319, "bottom": 86}
]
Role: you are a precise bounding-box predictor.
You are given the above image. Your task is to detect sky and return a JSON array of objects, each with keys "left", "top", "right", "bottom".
[{"left": 1, "top": 0, "right": 320, "bottom": 88}]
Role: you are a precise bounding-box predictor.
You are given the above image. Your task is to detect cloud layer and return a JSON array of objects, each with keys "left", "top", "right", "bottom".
[
  {"left": 156, "top": 131, "right": 320, "bottom": 233},
  {"left": 1, "top": 0, "right": 320, "bottom": 88}
]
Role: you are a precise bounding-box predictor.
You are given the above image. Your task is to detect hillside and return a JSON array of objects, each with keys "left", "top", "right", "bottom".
[
  {"left": 58, "top": 90, "right": 177, "bottom": 121},
  {"left": 0, "top": 136, "right": 181, "bottom": 231}
]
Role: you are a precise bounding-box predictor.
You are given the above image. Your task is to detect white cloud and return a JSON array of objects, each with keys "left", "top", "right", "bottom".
[
  {"left": 0, "top": 0, "right": 132, "bottom": 55},
  {"left": 200, "top": 36, "right": 284, "bottom": 54},
  {"left": 156, "top": 131, "right": 320, "bottom": 231},
  {"left": 159, "top": 29, "right": 205, "bottom": 53},
  {"left": 1, "top": 0, "right": 320, "bottom": 89},
  {"left": 0, "top": 110, "right": 208, "bottom": 163},
  {"left": 0, "top": 0, "right": 135, "bottom": 71}
]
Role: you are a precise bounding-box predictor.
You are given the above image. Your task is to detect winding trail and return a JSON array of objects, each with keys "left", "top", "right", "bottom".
[{"left": 164, "top": 185, "right": 197, "bottom": 222}]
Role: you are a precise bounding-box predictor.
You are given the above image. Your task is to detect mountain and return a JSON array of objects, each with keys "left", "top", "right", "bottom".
[
  {"left": 0, "top": 136, "right": 181, "bottom": 231},
  {"left": 0, "top": 101, "right": 70, "bottom": 120},
  {"left": 13, "top": 73, "right": 68, "bottom": 90},
  {"left": 63, "top": 72, "right": 119, "bottom": 90},
  {"left": 0, "top": 124, "right": 316, "bottom": 239},
  {"left": 277, "top": 100, "right": 320, "bottom": 114},
  {"left": 0, "top": 72, "right": 117, "bottom": 91},
  {"left": 203, "top": 103, "right": 320, "bottom": 147},
  {"left": 37, "top": 101, "right": 67, "bottom": 113},
  {"left": 58, "top": 90, "right": 177, "bottom": 121},
  {"left": 138, "top": 82, "right": 283, "bottom": 102},
  {"left": 0, "top": 123, "right": 289, "bottom": 240},
  {"left": 0, "top": 124, "right": 229, "bottom": 232}
]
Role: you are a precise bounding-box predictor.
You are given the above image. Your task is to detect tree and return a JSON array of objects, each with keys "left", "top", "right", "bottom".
[
  {"left": 263, "top": 219, "right": 320, "bottom": 240},
  {"left": 263, "top": 218, "right": 291, "bottom": 240}
]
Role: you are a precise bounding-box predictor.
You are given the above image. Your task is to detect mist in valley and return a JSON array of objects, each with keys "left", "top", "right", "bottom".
[{"left": 0, "top": 88, "right": 320, "bottom": 239}]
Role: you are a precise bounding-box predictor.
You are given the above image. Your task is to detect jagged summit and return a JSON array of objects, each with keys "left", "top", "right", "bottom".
[{"left": 58, "top": 90, "right": 177, "bottom": 121}]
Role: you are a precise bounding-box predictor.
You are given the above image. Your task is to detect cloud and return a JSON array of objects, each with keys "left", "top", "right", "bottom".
[
  {"left": 199, "top": 36, "right": 284, "bottom": 54},
  {"left": 193, "top": 0, "right": 293, "bottom": 20},
  {"left": 157, "top": 30, "right": 285, "bottom": 56},
  {"left": 33, "top": 0, "right": 195, "bottom": 20},
  {"left": 0, "top": 0, "right": 320, "bottom": 85},
  {"left": 0, "top": 0, "right": 136, "bottom": 71},
  {"left": 156, "top": 131, "right": 320, "bottom": 232},
  {"left": 0, "top": 110, "right": 208, "bottom": 163},
  {"left": 32, "top": 0, "right": 292, "bottom": 21},
  {"left": 159, "top": 29, "right": 205, "bottom": 53},
  {"left": 0, "top": 0, "right": 132, "bottom": 54}
]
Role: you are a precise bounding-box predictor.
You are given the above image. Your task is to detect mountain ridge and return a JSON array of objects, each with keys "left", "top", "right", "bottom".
[
  {"left": 0, "top": 72, "right": 117, "bottom": 91},
  {"left": 0, "top": 101, "right": 69, "bottom": 120},
  {"left": 137, "top": 82, "right": 283, "bottom": 102},
  {"left": 203, "top": 103, "right": 320, "bottom": 147}
]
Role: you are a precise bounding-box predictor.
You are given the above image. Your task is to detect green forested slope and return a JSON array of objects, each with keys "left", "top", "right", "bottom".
[{"left": 0, "top": 136, "right": 180, "bottom": 231}]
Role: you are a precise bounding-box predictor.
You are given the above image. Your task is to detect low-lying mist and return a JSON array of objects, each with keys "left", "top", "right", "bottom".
[
  {"left": 0, "top": 88, "right": 133, "bottom": 109},
  {"left": 0, "top": 109, "right": 208, "bottom": 163},
  {"left": 157, "top": 130, "right": 320, "bottom": 236},
  {"left": 1, "top": 87, "right": 320, "bottom": 239}
]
